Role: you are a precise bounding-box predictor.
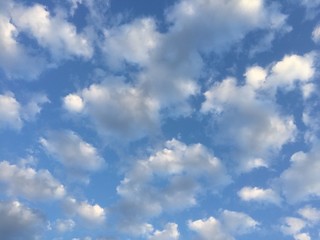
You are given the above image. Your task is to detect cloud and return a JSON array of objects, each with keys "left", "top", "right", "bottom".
[
  {"left": 0, "top": 161, "right": 66, "bottom": 200},
  {"left": 298, "top": 206, "right": 320, "bottom": 224},
  {"left": 103, "top": 18, "right": 160, "bottom": 68},
  {"left": 0, "top": 92, "right": 49, "bottom": 130},
  {"left": 63, "top": 197, "right": 106, "bottom": 225},
  {"left": 63, "top": 94, "right": 84, "bottom": 113},
  {"left": 280, "top": 217, "right": 307, "bottom": 237},
  {"left": 115, "top": 139, "right": 230, "bottom": 235},
  {"left": 65, "top": 78, "right": 160, "bottom": 141},
  {"left": 40, "top": 130, "right": 104, "bottom": 173},
  {"left": 268, "top": 53, "right": 315, "bottom": 90},
  {"left": 279, "top": 141, "right": 320, "bottom": 203},
  {"left": 201, "top": 77, "right": 296, "bottom": 172},
  {"left": 54, "top": 219, "right": 76, "bottom": 233},
  {"left": 188, "top": 210, "right": 258, "bottom": 240},
  {"left": 0, "top": 92, "right": 22, "bottom": 130},
  {"left": 11, "top": 3, "right": 93, "bottom": 59},
  {"left": 0, "top": 11, "right": 46, "bottom": 79},
  {"left": 0, "top": 201, "right": 45, "bottom": 240},
  {"left": 148, "top": 223, "right": 179, "bottom": 240},
  {"left": 238, "top": 186, "right": 281, "bottom": 205},
  {"left": 312, "top": 24, "right": 320, "bottom": 44}
]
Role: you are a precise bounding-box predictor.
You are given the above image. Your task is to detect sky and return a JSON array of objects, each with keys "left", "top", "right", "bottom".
[{"left": 0, "top": 0, "right": 320, "bottom": 239}]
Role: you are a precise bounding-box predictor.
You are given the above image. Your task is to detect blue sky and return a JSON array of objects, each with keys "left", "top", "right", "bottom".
[{"left": 0, "top": 0, "right": 320, "bottom": 239}]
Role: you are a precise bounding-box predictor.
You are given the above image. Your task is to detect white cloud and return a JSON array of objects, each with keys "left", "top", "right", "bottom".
[
  {"left": 116, "top": 139, "right": 230, "bottom": 235},
  {"left": 268, "top": 53, "right": 315, "bottom": 90},
  {"left": 0, "top": 92, "right": 22, "bottom": 130},
  {"left": 0, "top": 12, "right": 46, "bottom": 79},
  {"left": 238, "top": 186, "right": 281, "bottom": 205},
  {"left": 280, "top": 217, "right": 306, "bottom": 236},
  {"left": 0, "top": 92, "right": 49, "bottom": 130},
  {"left": 201, "top": 77, "right": 296, "bottom": 172},
  {"left": 188, "top": 210, "right": 258, "bottom": 240},
  {"left": 103, "top": 18, "right": 160, "bottom": 68},
  {"left": 148, "top": 223, "right": 179, "bottom": 240},
  {"left": 11, "top": 3, "right": 93, "bottom": 59},
  {"left": 298, "top": 206, "right": 320, "bottom": 224},
  {"left": 294, "top": 233, "right": 311, "bottom": 240},
  {"left": 68, "top": 78, "right": 160, "bottom": 141},
  {"left": 54, "top": 219, "right": 76, "bottom": 233},
  {"left": 312, "top": 24, "right": 320, "bottom": 43},
  {"left": 0, "top": 161, "right": 66, "bottom": 200},
  {"left": 40, "top": 130, "right": 104, "bottom": 172},
  {"left": 64, "top": 197, "right": 106, "bottom": 225},
  {"left": 279, "top": 141, "right": 320, "bottom": 203},
  {"left": 189, "top": 217, "right": 230, "bottom": 240},
  {"left": 0, "top": 201, "right": 45, "bottom": 240},
  {"left": 63, "top": 94, "right": 84, "bottom": 113}
]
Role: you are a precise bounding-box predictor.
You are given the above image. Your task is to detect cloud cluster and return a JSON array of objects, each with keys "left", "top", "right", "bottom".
[
  {"left": 115, "top": 139, "right": 230, "bottom": 235},
  {"left": 201, "top": 52, "right": 316, "bottom": 172},
  {"left": 188, "top": 210, "right": 258, "bottom": 240},
  {"left": 0, "top": 201, "right": 45, "bottom": 240},
  {"left": 0, "top": 0, "right": 93, "bottom": 79},
  {"left": 0, "top": 161, "right": 66, "bottom": 200}
]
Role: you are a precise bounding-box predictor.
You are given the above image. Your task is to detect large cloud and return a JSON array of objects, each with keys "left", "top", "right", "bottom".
[
  {"left": 279, "top": 141, "right": 320, "bottom": 203},
  {"left": 201, "top": 77, "right": 296, "bottom": 171},
  {"left": 0, "top": 161, "right": 66, "bottom": 200},
  {"left": 64, "top": 79, "right": 160, "bottom": 141},
  {"left": 0, "top": 201, "right": 45, "bottom": 240},
  {"left": 115, "top": 139, "right": 230, "bottom": 235},
  {"left": 11, "top": 3, "right": 93, "bottom": 59},
  {"left": 201, "top": 52, "right": 316, "bottom": 172},
  {"left": 188, "top": 210, "right": 258, "bottom": 240}
]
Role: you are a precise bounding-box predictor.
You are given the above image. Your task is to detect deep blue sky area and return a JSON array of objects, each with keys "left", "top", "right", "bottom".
[{"left": 0, "top": 0, "right": 320, "bottom": 239}]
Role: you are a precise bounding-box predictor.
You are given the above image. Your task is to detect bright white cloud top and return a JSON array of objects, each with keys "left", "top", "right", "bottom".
[{"left": 0, "top": 0, "right": 320, "bottom": 239}]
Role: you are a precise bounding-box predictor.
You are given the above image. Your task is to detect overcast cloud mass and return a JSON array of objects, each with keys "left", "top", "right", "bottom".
[{"left": 0, "top": 0, "right": 320, "bottom": 239}]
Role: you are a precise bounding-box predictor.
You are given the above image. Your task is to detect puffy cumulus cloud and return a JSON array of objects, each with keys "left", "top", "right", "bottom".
[
  {"left": 66, "top": 79, "right": 160, "bottom": 141},
  {"left": 188, "top": 210, "right": 258, "bottom": 240},
  {"left": 54, "top": 219, "right": 76, "bottom": 233},
  {"left": 201, "top": 77, "right": 296, "bottom": 172},
  {"left": 0, "top": 201, "right": 45, "bottom": 240},
  {"left": 165, "top": 0, "right": 283, "bottom": 53},
  {"left": 238, "top": 186, "right": 281, "bottom": 205},
  {"left": 99, "top": 0, "right": 289, "bottom": 116},
  {"left": 103, "top": 18, "right": 160, "bottom": 68},
  {"left": 63, "top": 94, "right": 84, "bottom": 113},
  {"left": 0, "top": 161, "right": 66, "bottom": 200},
  {"left": 268, "top": 53, "right": 316, "bottom": 90},
  {"left": 298, "top": 206, "right": 320, "bottom": 224},
  {"left": 0, "top": 92, "right": 22, "bottom": 130},
  {"left": 0, "top": 92, "right": 49, "bottom": 130},
  {"left": 278, "top": 141, "right": 320, "bottom": 203},
  {"left": 312, "top": 25, "right": 320, "bottom": 44},
  {"left": 280, "top": 217, "right": 307, "bottom": 236},
  {"left": 63, "top": 197, "right": 106, "bottom": 225},
  {"left": 11, "top": 3, "right": 93, "bottom": 59},
  {"left": 148, "top": 223, "right": 179, "bottom": 240},
  {"left": 40, "top": 130, "right": 104, "bottom": 172},
  {"left": 115, "top": 139, "right": 230, "bottom": 235},
  {"left": 0, "top": 12, "right": 46, "bottom": 79}
]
